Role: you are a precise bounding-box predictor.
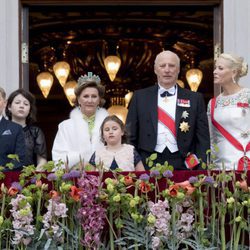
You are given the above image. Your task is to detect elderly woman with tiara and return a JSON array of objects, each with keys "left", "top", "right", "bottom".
[
  {"left": 207, "top": 53, "right": 250, "bottom": 170},
  {"left": 52, "top": 72, "right": 108, "bottom": 168}
]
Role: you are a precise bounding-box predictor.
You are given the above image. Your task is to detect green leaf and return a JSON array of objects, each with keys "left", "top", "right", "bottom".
[
  {"left": 44, "top": 238, "right": 52, "bottom": 250},
  {"left": 149, "top": 153, "right": 157, "bottom": 161}
]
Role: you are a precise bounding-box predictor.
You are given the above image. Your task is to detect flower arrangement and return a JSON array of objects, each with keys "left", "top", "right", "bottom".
[{"left": 0, "top": 158, "right": 249, "bottom": 250}]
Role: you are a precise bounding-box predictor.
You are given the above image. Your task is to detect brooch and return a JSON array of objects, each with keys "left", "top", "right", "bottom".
[
  {"left": 179, "top": 121, "right": 190, "bottom": 133},
  {"left": 181, "top": 111, "right": 189, "bottom": 119}
]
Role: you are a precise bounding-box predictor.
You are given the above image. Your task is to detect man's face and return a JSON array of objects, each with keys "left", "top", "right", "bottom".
[
  {"left": 154, "top": 52, "right": 180, "bottom": 88},
  {"left": 0, "top": 94, "right": 6, "bottom": 116}
]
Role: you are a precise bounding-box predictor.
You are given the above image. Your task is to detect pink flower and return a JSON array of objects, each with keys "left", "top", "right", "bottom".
[
  {"left": 124, "top": 175, "right": 134, "bottom": 186},
  {"left": 152, "top": 236, "right": 161, "bottom": 249},
  {"left": 238, "top": 180, "right": 248, "bottom": 192}
]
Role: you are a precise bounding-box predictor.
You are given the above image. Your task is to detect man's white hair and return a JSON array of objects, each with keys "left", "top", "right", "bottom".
[{"left": 154, "top": 50, "right": 180, "bottom": 68}]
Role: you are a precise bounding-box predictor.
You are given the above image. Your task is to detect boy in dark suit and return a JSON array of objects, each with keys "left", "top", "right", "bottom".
[
  {"left": 0, "top": 87, "right": 25, "bottom": 170},
  {"left": 126, "top": 50, "right": 210, "bottom": 170}
]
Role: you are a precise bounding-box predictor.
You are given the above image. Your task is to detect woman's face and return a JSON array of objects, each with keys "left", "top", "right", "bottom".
[
  {"left": 103, "top": 120, "right": 124, "bottom": 146},
  {"left": 213, "top": 58, "right": 236, "bottom": 86},
  {"left": 8, "top": 94, "right": 30, "bottom": 121},
  {"left": 77, "top": 87, "right": 100, "bottom": 117}
]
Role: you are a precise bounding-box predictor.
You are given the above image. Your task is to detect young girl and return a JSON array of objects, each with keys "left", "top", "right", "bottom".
[
  {"left": 6, "top": 89, "right": 47, "bottom": 170},
  {"left": 89, "top": 115, "right": 145, "bottom": 171}
]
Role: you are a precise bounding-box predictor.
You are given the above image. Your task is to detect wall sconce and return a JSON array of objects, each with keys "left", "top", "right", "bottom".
[
  {"left": 186, "top": 68, "right": 203, "bottom": 92},
  {"left": 104, "top": 55, "right": 121, "bottom": 81},
  {"left": 64, "top": 80, "right": 77, "bottom": 106},
  {"left": 36, "top": 72, "right": 54, "bottom": 98},
  {"left": 53, "top": 61, "right": 70, "bottom": 87}
]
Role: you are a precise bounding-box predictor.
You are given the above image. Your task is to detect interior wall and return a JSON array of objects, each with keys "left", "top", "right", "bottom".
[
  {"left": 223, "top": 0, "right": 250, "bottom": 88},
  {"left": 0, "top": 0, "right": 19, "bottom": 96}
]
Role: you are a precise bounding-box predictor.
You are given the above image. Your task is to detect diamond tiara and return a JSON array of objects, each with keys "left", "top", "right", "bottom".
[{"left": 77, "top": 72, "right": 101, "bottom": 86}]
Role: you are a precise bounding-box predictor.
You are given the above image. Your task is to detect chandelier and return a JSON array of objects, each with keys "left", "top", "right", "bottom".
[
  {"left": 63, "top": 80, "right": 77, "bottom": 106},
  {"left": 53, "top": 61, "right": 70, "bottom": 87},
  {"left": 125, "top": 92, "right": 133, "bottom": 108},
  {"left": 104, "top": 55, "right": 121, "bottom": 81},
  {"left": 108, "top": 105, "right": 128, "bottom": 123},
  {"left": 186, "top": 68, "right": 203, "bottom": 92},
  {"left": 185, "top": 52, "right": 203, "bottom": 92},
  {"left": 176, "top": 79, "right": 185, "bottom": 88},
  {"left": 36, "top": 46, "right": 74, "bottom": 105},
  {"left": 36, "top": 71, "right": 54, "bottom": 98}
]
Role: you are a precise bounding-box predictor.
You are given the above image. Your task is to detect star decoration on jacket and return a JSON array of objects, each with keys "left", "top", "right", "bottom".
[
  {"left": 179, "top": 121, "right": 190, "bottom": 133},
  {"left": 181, "top": 110, "right": 189, "bottom": 119}
]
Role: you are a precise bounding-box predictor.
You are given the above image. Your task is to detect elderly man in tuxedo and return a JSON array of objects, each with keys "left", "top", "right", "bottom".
[
  {"left": 0, "top": 87, "right": 25, "bottom": 170},
  {"left": 126, "top": 50, "right": 210, "bottom": 170}
]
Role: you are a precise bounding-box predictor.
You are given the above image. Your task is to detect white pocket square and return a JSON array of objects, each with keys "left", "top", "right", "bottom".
[{"left": 2, "top": 129, "right": 12, "bottom": 135}]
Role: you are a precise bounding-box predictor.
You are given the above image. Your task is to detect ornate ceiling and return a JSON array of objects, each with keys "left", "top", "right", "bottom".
[{"left": 29, "top": 5, "right": 214, "bottom": 104}]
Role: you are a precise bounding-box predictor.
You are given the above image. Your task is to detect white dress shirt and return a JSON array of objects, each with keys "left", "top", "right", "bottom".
[{"left": 155, "top": 84, "right": 179, "bottom": 153}]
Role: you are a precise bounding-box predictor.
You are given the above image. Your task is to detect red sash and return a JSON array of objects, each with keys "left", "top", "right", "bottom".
[
  {"left": 158, "top": 107, "right": 176, "bottom": 137},
  {"left": 211, "top": 98, "right": 250, "bottom": 170}
]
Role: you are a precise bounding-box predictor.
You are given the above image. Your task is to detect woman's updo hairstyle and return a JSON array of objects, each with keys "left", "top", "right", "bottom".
[
  {"left": 74, "top": 72, "right": 106, "bottom": 107},
  {"left": 219, "top": 53, "right": 248, "bottom": 81}
]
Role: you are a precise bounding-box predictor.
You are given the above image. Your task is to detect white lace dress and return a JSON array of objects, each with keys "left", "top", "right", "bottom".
[{"left": 90, "top": 144, "right": 141, "bottom": 171}]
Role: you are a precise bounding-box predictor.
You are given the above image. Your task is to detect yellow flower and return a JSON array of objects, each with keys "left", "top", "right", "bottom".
[
  {"left": 107, "top": 184, "right": 114, "bottom": 193},
  {"left": 134, "top": 196, "right": 140, "bottom": 203},
  {"left": 41, "top": 183, "right": 48, "bottom": 190},
  {"left": 105, "top": 178, "right": 116, "bottom": 185},
  {"left": 147, "top": 214, "right": 156, "bottom": 224},
  {"left": 131, "top": 213, "right": 139, "bottom": 221},
  {"left": 20, "top": 208, "right": 31, "bottom": 217},
  {"left": 176, "top": 192, "right": 185, "bottom": 200},
  {"left": 235, "top": 216, "right": 242, "bottom": 222},
  {"left": 99, "top": 191, "right": 108, "bottom": 200},
  {"left": 129, "top": 199, "right": 137, "bottom": 208},
  {"left": 179, "top": 121, "right": 190, "bottom": 133},
  {"left": 242, "top": 200, "right": 248, "bottom": 206},
  {"left": 26, "top": 196, "right": 33, "bottom": 204},
  {"left": 113, "top": 194, "right": 121, "bottom": 202},
  {"left": 60, "top": 182, "right": 71, "bottom": 192},
  {"left": 55, "top": 170, "right": 64, "bottom": 178},
  {"left": 227, "top": 197, "right": 235, "bottom": 204}
]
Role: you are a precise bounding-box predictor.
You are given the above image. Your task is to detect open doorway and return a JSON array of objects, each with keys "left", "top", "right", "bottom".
[{"left": 20, "top": 1, "right": 222, "bottom": 160}]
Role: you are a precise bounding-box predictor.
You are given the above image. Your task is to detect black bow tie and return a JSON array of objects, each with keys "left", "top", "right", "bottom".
[{"left": 160, "top": 91, "right": 174, "bottom": 97}]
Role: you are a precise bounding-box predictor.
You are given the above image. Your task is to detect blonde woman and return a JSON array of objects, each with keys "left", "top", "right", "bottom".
[{"left": 207, "top": 53, "right": 250, "bottom": 170}]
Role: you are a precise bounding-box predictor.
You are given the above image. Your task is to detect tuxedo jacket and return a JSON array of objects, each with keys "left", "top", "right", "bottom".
[
  {"left": 0, "top": 117, "right": 26, "bottom": 169},
  {"left": 126, "top": 85, "right": 210, "bottom": 164}
]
